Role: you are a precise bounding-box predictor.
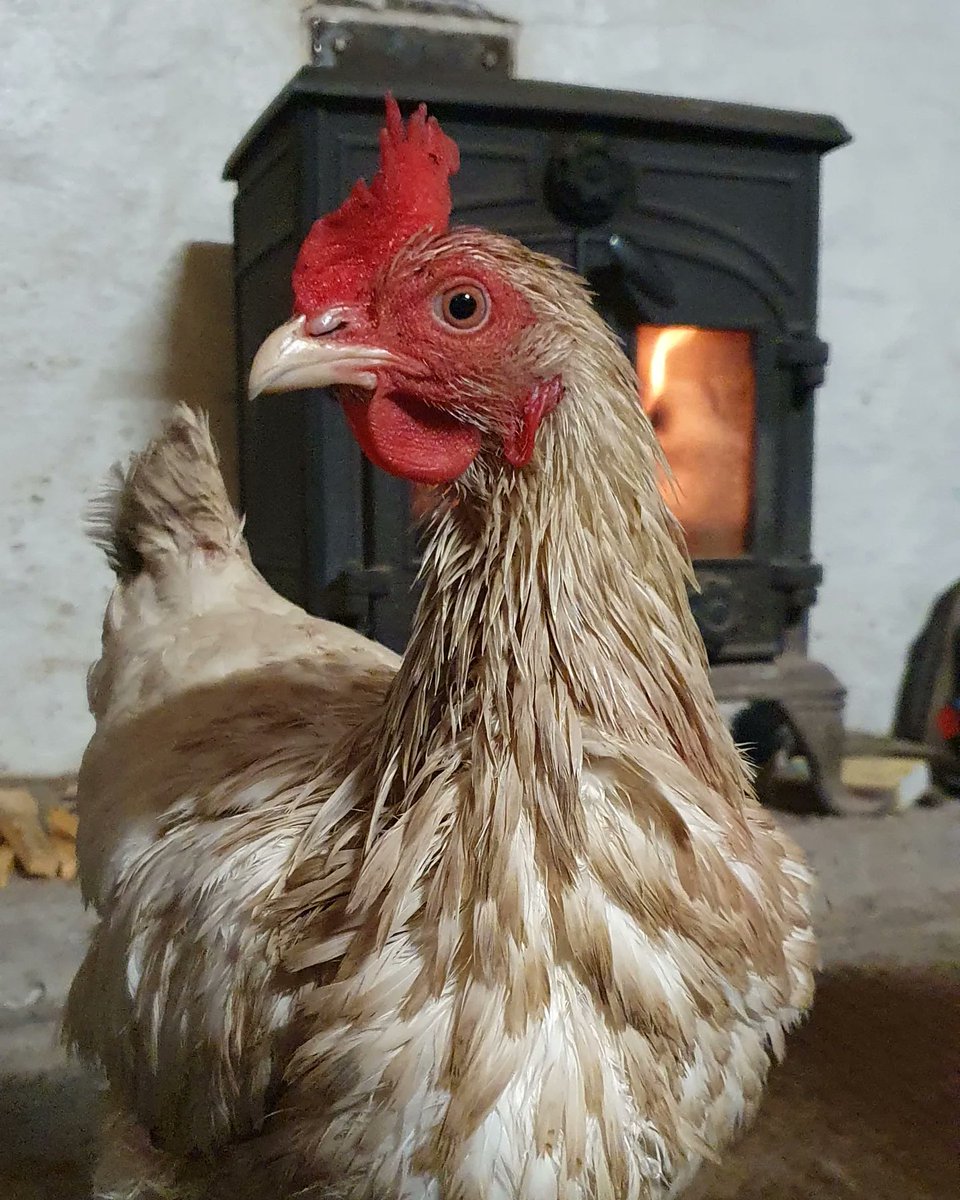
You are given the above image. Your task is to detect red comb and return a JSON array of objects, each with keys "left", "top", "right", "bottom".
[{"left": 292, "top": 95, "right": 460, "bottom": 315}]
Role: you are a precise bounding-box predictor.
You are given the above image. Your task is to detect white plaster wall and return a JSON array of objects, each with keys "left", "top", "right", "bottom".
[
  {"left": 2, "top": 0, "right": 958, "bottom": 771},
  {"left": 0, "top": 0, "right": 304, "bottom": 773}
]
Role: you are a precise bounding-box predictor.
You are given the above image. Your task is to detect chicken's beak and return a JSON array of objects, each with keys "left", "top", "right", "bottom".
[{"left": 248, "top": 314, "right": 394, "bottom": 399}]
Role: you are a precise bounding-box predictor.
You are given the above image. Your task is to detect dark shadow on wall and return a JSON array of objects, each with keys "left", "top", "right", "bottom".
[{"left": 161, "top": 241, "right": 240, "bottom": 509}]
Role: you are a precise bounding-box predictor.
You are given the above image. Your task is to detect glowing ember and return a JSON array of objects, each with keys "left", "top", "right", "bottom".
[{"left": 638, "top": 326, "right": 755, "bottom": 558}]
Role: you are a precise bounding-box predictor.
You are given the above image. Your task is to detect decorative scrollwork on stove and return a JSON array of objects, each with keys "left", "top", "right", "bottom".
[
  {"left": 452, "top": 143, "right": 539, "bottom": 211},
  {"left": 688, "top": 572, "right": 741, "bottom": 660},
  {"left": 595, "top": 224, "right": 790, "bottom": 325},
  {"left": 628, "top": 199, "right": 796, "bottom": 297},
  {"left": 335, "top": 132, "right": 797, "bottom": 327}
]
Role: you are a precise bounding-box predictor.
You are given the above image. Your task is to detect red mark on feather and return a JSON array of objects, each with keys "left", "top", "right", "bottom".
[
  {"left": 292, "top": 95, "right": 460, "bottom": 316},
  {"left": 502, "top": 376, "right": 564, "bottom": 468}
]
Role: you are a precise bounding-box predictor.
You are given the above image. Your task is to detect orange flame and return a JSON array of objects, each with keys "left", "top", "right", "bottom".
[
  {"left": 637, "top": 325, "right": 755, "bottom": 559},
  {"left": 648, "top": 327, "right": 696, "bottom": 399}
]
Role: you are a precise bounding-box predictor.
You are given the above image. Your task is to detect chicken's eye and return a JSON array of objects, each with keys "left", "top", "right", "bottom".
[{"left": 435, "top": 284, "right": 489, "bottom": 332}]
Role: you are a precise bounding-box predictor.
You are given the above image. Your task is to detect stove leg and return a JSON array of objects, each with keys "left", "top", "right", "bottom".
[
  {"left": 779, "top": 697, "right": 882, "bottom": 816},
  {"left": 712, "top": 653, "right": 886, "bottom": 816}
]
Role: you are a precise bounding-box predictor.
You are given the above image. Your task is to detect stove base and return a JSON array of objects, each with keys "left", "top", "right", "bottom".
[{"left": 712, "top": 653, "right": 877, "bottom": 815}]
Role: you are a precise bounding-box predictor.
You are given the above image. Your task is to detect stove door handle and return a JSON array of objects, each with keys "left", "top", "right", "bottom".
[{"left": 606, "top": 231, "right": 678, "bottom": 312}]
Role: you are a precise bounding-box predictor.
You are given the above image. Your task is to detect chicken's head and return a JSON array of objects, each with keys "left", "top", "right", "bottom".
[{"left": 249, "top": 96, "right": 563, "bottom": 486}]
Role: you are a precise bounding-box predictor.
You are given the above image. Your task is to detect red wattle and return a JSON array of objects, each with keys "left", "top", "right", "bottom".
[
  {"left": 341, "top": 387, "right": 482, "bottom": 485},
  {"left": 502, "top": 376, "right": 564, "bottom": 468}
]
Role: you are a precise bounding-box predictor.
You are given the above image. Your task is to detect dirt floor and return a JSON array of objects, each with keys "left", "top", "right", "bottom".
[{"left": 0, "top": 803, "right": 957, "bottom": 1200}]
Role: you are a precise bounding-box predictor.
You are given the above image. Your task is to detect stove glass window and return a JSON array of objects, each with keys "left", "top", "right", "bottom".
[{"left": 636, "top": 325, "right": 755, "bottom": 558}]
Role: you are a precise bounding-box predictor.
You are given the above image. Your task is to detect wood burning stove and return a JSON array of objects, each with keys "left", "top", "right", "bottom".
[{"left": 225, "top": 64, "right": 853, "bottom": 810}]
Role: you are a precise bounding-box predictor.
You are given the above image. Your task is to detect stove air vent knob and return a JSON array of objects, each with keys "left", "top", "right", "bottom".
[{"left": 544, "top": 135, "right": 634, "bottom": 228}]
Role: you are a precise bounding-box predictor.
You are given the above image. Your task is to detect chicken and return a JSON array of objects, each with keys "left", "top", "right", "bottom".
[{"left": 65, "top": 97, "right": 816, "bottom": 1200}]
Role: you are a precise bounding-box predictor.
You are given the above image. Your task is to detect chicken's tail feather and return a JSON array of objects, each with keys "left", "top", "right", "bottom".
[{"left": 88, "top": 404, "right": 244, "bottom": 581}]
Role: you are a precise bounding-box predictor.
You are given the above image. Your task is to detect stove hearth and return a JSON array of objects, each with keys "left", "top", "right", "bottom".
[{"left": 224, "top": 25, "right": 853, "bottom": 811}]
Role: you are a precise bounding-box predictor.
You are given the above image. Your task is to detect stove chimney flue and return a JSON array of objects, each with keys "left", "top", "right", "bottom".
[{"left": 302, "top": 0, "right": 517, "bottom": 79}]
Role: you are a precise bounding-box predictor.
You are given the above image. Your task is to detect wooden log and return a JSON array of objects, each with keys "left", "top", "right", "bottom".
[
  {"left": 841, "top": 755, "right": 933, "bottom": 813},
  {"left": 0, "top": 788, "right": 59, "bottom": 878},
  {"left": 46, "top": 805, "right": 79, "bottom": 841},
  {"left": 49, "top": 835, "right": 78, "bottom": 881},
  {"left": 0, "top": 842, "right": 15, "bottom": 888}
]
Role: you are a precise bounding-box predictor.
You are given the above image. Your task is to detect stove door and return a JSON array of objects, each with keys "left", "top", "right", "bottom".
[
  {"left": 569, "top": 195, "right": 820, "bottom": 665},
  {"left": 265, "top": 115, "right": 822, "bottom": 662}
]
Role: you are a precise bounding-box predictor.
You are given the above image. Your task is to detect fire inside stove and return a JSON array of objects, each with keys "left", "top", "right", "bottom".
[
  {"left": 636, "top": 326, "right": 755, "bottom": 559},
  {"left": 411, "top": 324, "right": 756, "bottom": 557}
]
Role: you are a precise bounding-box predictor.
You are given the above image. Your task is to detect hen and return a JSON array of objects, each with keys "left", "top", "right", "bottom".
[{"left": 66, "top": 97, "right": 816, "bottom": 1200}]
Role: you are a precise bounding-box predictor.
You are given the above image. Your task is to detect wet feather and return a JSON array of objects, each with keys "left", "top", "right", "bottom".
[{"left": 66, "top": 234, "right": 815, "bottom": 1200}]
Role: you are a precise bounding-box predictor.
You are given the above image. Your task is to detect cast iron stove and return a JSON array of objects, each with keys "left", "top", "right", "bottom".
[{"left": 224, "top": 15, "right": 853, "bottom": 810}]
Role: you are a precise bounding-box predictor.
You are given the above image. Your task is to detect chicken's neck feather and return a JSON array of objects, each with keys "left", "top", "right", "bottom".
[{"left": 359, "top": 320, "right": 747, "bottom": 886}]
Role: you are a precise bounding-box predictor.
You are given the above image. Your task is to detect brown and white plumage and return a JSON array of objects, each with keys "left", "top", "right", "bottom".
[{"left": 66, "top": 101, "right": 815, "bottom": 1200}]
